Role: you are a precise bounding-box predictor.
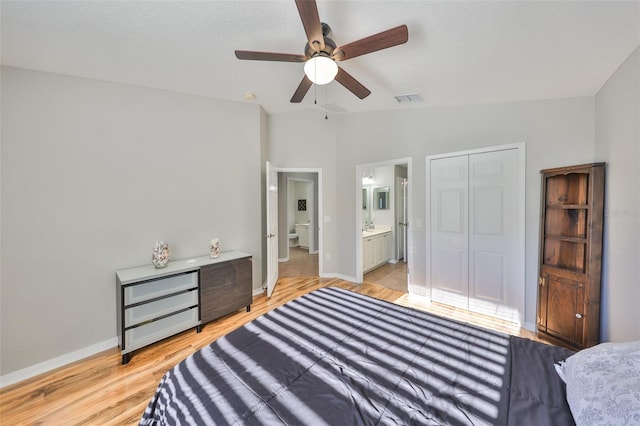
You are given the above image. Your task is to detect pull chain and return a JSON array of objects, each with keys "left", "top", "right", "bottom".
[{"left": 325, "top": 85, "right": 328, "bottom": 120}]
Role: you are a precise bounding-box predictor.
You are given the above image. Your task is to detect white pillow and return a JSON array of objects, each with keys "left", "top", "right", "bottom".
[{"left": 555, "top": 341, "right": 640, "bottom": 426}]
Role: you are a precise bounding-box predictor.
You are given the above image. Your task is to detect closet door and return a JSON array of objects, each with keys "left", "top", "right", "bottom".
[
  {"left": 468, "top": 149, "right": 521, "bottom": 322},
  {"left": 429, "top": 148, "right": 523, "bottom": 323},
  {"left": 430, "top": 155, "right": 469, "bottom": 310}
]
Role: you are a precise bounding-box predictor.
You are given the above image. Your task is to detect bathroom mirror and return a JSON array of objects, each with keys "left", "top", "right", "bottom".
[
  {"left": 362, "top": 187, "right": 371, "bottom": 227},
  {"left": 373, "top": 187, "right": 390, "bottom": 210}
]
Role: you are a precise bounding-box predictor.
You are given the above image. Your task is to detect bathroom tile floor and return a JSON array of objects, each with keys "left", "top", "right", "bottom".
[
  {"left": 279, "top": 247, "right": 319, "bottom": 277},
  {"left": 279, "top": 247, "right": 408, "bottom": 293},
  {"left": 364, "top": 261, "right": 408, "bottom": 293}
]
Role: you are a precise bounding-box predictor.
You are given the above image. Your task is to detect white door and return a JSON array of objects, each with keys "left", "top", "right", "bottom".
[
  {"left": 468, "top": 149, "right": 520, "bottom": 322},
  {"left": 266, "top": 161, "right": 279, "bottom": 297},
  {"left": 429, "top": 149, "right": 523, "bottom": 323},
  {"left": 430, "top": 155, "right": 470, "bottom": 310},
  {"left": 396, "top": 177, "right": 408, "bottom": 262}
]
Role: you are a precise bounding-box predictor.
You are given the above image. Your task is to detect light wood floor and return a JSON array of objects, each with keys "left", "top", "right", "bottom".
[
  {"left": 0, "top": 277, "right": 539, "bottom": 425},
  {"left": 364, "top": 261, "right": 408, "bottom": 293},
  {"left": 281, "top": 247, "right": 409, "bottom": 294},
  {"left": 279, "top": 246, "right": 318, "bottom": 277}
]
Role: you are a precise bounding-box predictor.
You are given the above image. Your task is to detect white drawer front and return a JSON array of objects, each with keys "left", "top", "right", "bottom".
[
  {"left": 124, "top": 271, "right": 197, "bottom": 305},
  {"left": 125, "top": 290, "right": 198, "bottom": 327},
  {"left": 124, "top": 308, "right": 198, "bottom": 353}
]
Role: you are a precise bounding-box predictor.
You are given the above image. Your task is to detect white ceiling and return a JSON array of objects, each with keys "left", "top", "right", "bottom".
[{"left": 2, "top": 1, "right": 639, "bottom": 115}]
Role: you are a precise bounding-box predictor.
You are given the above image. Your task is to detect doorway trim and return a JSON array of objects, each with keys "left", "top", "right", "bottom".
[
  {"left": 355, "top": 157, "right": 413, "bottom": 285},
  {"left": 284, "top": 176, "right": 316, "bottom": 261},
  {"left": 425, "top": 142, "right": 526, "bottom": 325},
  {"left": 275, "top": 167, "right": 324, "bottom": 277}
]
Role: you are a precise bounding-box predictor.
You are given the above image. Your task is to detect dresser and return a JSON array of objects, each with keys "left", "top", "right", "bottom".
[{"left": 116, "top": 251, "right": 252, "bottom": 364}]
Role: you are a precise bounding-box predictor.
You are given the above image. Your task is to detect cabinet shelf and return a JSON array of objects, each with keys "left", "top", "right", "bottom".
[
  {"left": 545, "top": 204, "right": 588, "bottom": 210},
  {"left": 544, "top": 234, "right": 587, "bottom": 244}
]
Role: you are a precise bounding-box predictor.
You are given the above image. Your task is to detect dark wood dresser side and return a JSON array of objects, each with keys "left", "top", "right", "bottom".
[{"left": 199, "top": 256, "right": 252, "bottom": 325}]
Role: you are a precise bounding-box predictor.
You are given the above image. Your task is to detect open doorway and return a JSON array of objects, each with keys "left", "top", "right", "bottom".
[
  {"left": 277, "top": 170, "right": 321, "bottom": 278},
  {"left": 356, "top": 159, "right": 412, "bottom": 292}
]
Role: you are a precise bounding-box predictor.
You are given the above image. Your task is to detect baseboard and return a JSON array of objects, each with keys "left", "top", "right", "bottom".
[
  {"left": 0, "top": 337, "right": 118, "bottom": 389},
  {"left": 408, "top": 283, "right": 428, "bottom": 297},
  {"left": 278, "top": 256, "right": 289, "bottom": 262},
  {"left": 253, "top": 287, "right": 266, "bottom": 297},
  {"left": 524, "top": 321, "right": 536, "bottom": 332},
  {"left": 320, "top": 272, "right": 359, "bottom": 283}
]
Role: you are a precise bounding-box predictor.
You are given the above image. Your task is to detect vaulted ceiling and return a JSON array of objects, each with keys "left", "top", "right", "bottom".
[{"left": 2, "top": 1, "right": 638, "bottom": 114}]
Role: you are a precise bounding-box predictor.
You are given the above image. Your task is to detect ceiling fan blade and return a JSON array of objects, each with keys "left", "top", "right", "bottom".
[
  {"left": 290, "top": 75, "right": 313, "bottom": 103},
  {"left": 332, "top": 25, "right": 408, "bottom": 61},
  {"left": 235, "top": 50, "right": 307, "bottom": 62},
  {"left": 335, "top": 67, "right": 371, "bottom": 99},
  {"left": 295, "top": 0, "right": 325, "bottom": 53}
]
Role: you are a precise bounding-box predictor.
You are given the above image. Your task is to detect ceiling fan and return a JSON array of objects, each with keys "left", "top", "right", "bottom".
[{"left": 234, "top": 0, "right": 408, "bottom": 103}]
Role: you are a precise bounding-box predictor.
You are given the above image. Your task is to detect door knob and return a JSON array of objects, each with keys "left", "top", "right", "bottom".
[{"left": 575, "top": 313, "right": 583, "bottom": 319}]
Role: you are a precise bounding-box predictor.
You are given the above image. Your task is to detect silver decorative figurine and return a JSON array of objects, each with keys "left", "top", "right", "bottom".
[{"left": 152, "top": 241, "right": 170, "bottom": 268}]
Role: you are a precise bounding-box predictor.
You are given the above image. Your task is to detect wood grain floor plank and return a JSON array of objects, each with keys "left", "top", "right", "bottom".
[{"left": 0, "top": 278, "right": 539, "bottom": 425}]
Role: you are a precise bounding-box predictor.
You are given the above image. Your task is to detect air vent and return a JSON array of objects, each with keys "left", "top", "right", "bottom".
[{"left": 394, "top": 93, "right": 423, "bottom": 104}]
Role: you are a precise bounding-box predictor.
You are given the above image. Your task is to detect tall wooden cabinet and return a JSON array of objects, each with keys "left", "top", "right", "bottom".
[{"left": 537, "top": 163, "right": 605, "bottom": 349}]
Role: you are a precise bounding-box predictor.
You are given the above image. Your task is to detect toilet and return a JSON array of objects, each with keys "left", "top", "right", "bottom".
[{"left": 288, "top": 233, "right": 298, "bottom": 247}]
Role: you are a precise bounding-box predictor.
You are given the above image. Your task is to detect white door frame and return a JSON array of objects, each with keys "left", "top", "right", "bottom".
[
  {"left": 355, "top": 158, "right": 413, "bottom": 284},
  {"left": 266, "top": 161, "right": 279, "bottom": 297},
  {"left": 286, "top": 176, "right": 316, "bottom": 259},
  {"left": 425, "top": 142, "right": 526, "bottom": 324},
  {"left": 276, "top": 167, "right": 324, "bottom": 277}
]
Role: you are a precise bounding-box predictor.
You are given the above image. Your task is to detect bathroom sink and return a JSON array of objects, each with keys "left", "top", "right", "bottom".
[{"left": 363, "top": 229, "right": 390, "bottom": 237}]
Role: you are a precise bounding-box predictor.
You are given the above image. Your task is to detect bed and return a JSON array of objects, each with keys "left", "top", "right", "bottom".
[{"left": 140, "top": 287, "right": 576, "bottom": 425}]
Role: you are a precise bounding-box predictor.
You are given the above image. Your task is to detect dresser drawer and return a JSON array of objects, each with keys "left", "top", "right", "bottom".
[
  {"left": 124, "top": 271, "right": 197, "bottom": 305},
  {"left": 124, "top": 289, "right": 198, "bottom": 327},
  {"left": 124, "top": 307, "right": 198, "bottom": 353}
]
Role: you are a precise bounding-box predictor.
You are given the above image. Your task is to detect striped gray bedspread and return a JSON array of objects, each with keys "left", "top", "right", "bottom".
[{"left": 140, "top": 287, "right": 574, "bottom": 425}]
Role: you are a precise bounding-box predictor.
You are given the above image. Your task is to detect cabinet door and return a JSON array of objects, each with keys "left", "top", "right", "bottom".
[
  {"left": 375, "top": 233, "right": 391, "bottom": 264},
  {"left": 382, "top": 233, "right": 391, "bottom": 261},
  {"left": 200, "top": 258, "right": 252, "bottom": 324},
  {"left": 545, "top": 272, "right": 585, "bottom": 346},
  {"left": 363, "top": 237, "right": 374, "bottom": 271}
]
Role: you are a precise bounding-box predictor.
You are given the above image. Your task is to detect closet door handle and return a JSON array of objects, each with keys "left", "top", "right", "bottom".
[{"left": 575, "top": 313, "right": 583, "bottom": 319}]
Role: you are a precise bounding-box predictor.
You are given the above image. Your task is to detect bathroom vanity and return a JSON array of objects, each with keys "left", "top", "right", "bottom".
[
  {"left": 295, "top": 223, "right": 309, "bottom": 249},
  {"left": 362, "top": 229, "right": 392, "bottom": 273}
]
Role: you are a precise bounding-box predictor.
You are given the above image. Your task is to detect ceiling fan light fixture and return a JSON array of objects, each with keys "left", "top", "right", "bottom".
[{"left": 304, "top": 56, "right": 338, "bottom": 85}]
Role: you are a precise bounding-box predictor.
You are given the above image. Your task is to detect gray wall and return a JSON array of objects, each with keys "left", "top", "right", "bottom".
[
  {"left": 269, "top": 97, "right": 597, "bottom": 329},
  {"left": 1, "top": 67, "right": 264, "bottom": 376},
  {"left": 595, "top": 47, "right": 640, "bottom": 342},
  {"left": 2, "top": 47, "right": 638, "bottom": 382},
  {"left": 267, "top": 110, "right": 338, "bottom": 276}
]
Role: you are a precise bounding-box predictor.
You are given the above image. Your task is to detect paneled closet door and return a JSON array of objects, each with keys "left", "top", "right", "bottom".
[
  {"left": 468, "top": 149, "right": 521, "bottom": 323},
  {"left": 430, "top": 148, "right": 522, "bottom": 323},
  {"left": 430, "top": 155, "right": 470, "bottom": 310}
]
